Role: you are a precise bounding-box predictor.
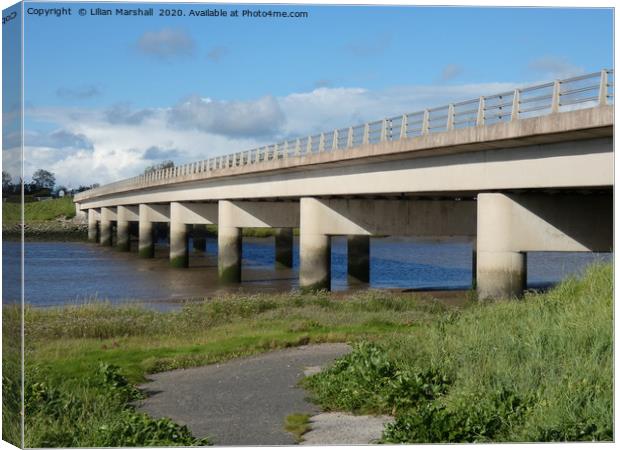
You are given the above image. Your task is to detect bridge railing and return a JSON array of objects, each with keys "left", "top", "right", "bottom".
[{"left": 75, "top": 69, "right": 614, "bottom": 201}]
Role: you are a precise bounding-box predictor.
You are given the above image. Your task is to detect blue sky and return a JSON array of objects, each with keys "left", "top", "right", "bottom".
[{"left": 6, "top": 2, "right": 614, "bottom": 187}]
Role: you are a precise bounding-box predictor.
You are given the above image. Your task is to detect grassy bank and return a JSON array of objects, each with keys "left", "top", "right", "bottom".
[
  {"left": 304, "top": 263, "right": 613, "bottom": 442},
  {"left": 3, "top": 196, "right": 76, "bottom": 222},
  {"left": 13, "top": 264, "right": 613, "bottom": 445},
  {"left": 2, "top": 197, "right": 86, "bottom": 241},
  {"left": 20, "top": 290, "right": 455, "bottom": 447}
]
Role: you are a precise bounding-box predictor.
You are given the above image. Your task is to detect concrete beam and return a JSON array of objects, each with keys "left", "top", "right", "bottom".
[
  {"left": 170, "top": 202, "right": 217, "bottom": 225},
  {"left": 218, "top": 201, "right": 299, "bottom": 228},
  {"left": 77, "top": 136, "right": 613, "bottom": 209},
  {"left": 140, "top": 204, "right": 170, "bottom": 223},
  {"left": 300, "top": 198, "right": 476, "bottom": 237},
  {"left": 117, "top": 205, "right": 139, "bottom": 222}
]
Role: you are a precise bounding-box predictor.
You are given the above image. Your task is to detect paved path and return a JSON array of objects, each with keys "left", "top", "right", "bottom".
[
  {"left": 301, "top": 412, "right": 392, "bottom": 445},
  {"left": 137, "top": 343, "right": 350, "bottom": 445}
]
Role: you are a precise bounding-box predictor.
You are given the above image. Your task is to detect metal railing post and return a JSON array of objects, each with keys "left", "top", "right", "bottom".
[
  {"left": 447, "top": 104, "right": 455, "bottom": 131},
  {"left": 476, "top": 97, "right": 485, "bottom": 126},
  {"left": 347, "top": 127, "right": 353, "bottom": 148},
  {"left": 551, "top": 80, "right": 561, "bottom": 113},
  {"left": 363, "top": 123, "right": 369, "bottom": 144},
  {"left": 421, "top": 110, "right": 430, "bottom": 134},
  {"left": 598, "top": 69, "right": 608, "bottom": 106},
  {"left": 306, "top": 136, "right": 312, "bottom": 155},
  {"left": 380, "top": 119, "right": 387, "bottom": 141},
  {"left": 399, "top": 114, "right": 408, "bottom": 139},
  {"left": 511, "top": 90, "right": 520, "bottom": 121},
  {"left": 283, "top": 141, "right": 289, "bottom": 159},
  {"left": 319, "top": 133, "right": 325, "bottom": 152},
  {"left": 332, "top": 129, "right": 339, "bottom": 150}
]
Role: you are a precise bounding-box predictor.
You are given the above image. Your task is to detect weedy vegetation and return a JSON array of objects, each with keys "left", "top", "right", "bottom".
[
  {"left": 18, "top": 290, "right": 452, "bottom": 447},
  {"left": 6, "top": 263, "right": 612, "bottom": 446},
  {"left": 303, "top": 263, "right": 613, "bottom": 443}
]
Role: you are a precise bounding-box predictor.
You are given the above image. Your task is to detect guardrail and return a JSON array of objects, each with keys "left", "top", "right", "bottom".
[{"left": 75, "top": 69, "right": 614, "bottom": 201}]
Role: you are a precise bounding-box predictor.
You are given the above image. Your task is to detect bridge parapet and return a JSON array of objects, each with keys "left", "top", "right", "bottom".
[{"left": 75, "top": 69, "right": 614, "bottom": 203}]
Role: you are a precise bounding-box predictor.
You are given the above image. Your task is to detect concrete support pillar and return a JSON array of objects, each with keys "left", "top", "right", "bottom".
[
  {"left": 74, "top": 202, "right": 87, "bottom": 223},
  {"left": 192, "top": 224, "right": 208, "bottom": 252},
  {"left": 87, "top": 209, "right": 99, "bottom": 243},
  {"left": 476, "top": 194, "right": 526, "bottom": 299},
  {"left": 99, "top": 207, "right": 113, "bottom": 246},
  {"left": 116, "top": 220, "right": 130, "bottom": 252},
  {"left": 170, "top": 202, "right": 189, "bottom": 268},
  {"left": 138, "top": 205, "right": 154, "bottom": 258},
  {"left": 471, "top": 237, "right": 477, "bottom": 289},
  {"left": 218, "top": 201, "right": 242, "bottom": 283},
  {"left": 274, "top": 228, "right": 293, "bottom": 268},
  {"left": 347, "top": 235, "right": 370, "bottom": 283},
  {"left": 299, "top": 198, "right": 331, "bottom": 291}
]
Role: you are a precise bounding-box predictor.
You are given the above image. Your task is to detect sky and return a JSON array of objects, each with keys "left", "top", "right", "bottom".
[{"left": 2, "top": 2, "right": 614, "bottom": 188}]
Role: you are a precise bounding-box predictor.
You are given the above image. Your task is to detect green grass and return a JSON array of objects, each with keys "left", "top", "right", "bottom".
[
  {"left": 284, "top": 413, "right": 312, "bottom": 442},
  {"left": 3, "top": 196, "right": 76, "bottom": 222},
  {"left": 19, "top": 290, "right": 453, "bottom": 447},
  {"left": 303, "top": 263, "right": 613, "bottom": 443}
]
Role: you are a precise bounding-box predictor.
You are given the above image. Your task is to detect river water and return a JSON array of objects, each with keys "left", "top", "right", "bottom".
[{"left": 2, "top": 237, "right": 611, "bottom": 309}]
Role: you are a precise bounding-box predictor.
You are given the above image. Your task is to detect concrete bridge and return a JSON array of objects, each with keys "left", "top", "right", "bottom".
[{"left": 74, "top": 70, "right": 614, "bottom": 299}]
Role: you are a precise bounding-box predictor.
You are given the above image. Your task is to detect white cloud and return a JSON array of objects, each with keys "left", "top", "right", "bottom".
[
  {"left": 528, "top": 56, "right": 584, "bottom": 79},
  {"left": 441, "top": 64, "right": 463, "bottom": 81},
  {"left": 168, "top": 95, "right": 285, "bottom": 138},
  {"left": 136, "top": 28, "right": 195, "bottom": 59},
  {"left": 23, "top": 80, "right": 520, "bottom": 187}
]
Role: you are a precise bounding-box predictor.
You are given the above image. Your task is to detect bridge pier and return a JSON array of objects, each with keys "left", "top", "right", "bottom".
[
  {"left": 300, "top": 198, "right": 331, "bottom": 291},
  {"left": 476, "top": 194, "right": 528, "bottom": 299},
  {"left": 218, "top": 226, "right": 242, "bottom": 283},
  {"left": 88, "top": 209, "right": 99, "bottom": 243},
  {"left": 138, "top": 205, "right": 155, "bottom": 258},
  {"left": 170, "top": 202, "right": 190, "bottom": 268},
  {"left": 218, "top": 201, "right": 242, "bottom": 283},
  {"left": 116, "top": 206, "right": 138, "bottom": 252},
  {"left": 347, "top": 235, "right": 370, "bottom": 283},
  {"left": 275, "top": 228, "right": 293, "bottom": 268},
  {"left": 476, "top": 192, "right": 612, "bottom": 299},
  {"left": 99, "top": 207, "right": 115, "bottom": 246},
  {"left": 193, "top": 224, "right": 208, "bottom": 252},
  {"left": 116, "top": 220, "right": 130, "bottom": 251}
]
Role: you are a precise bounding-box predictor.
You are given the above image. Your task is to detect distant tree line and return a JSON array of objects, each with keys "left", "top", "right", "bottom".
[
  {"left": 144, "top": 160, "right": 174, "bottom": 175},
  {"left": 2, "top": 169, "right": 99, "bottom": 197},
  {"left": 3, "top": 160, "right": 175, "bottom": 199}
]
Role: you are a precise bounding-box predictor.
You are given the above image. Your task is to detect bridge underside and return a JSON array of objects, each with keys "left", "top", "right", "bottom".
[
  {"left": 75, "top": 107, "right": 613, "bottom": 299},
  {"left": 80, "top": 188, "right": 612, "bottom": 299}
]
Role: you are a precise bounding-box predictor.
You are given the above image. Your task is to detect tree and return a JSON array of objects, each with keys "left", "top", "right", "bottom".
[
  {"left": 32, "top": 169, "right": 56, "bottom": 190},
  {"left": 144, "top": 160, "right": 174, "bottom": 175},
  {"left": 73, "top": 183, "right": 100, "bottom": 193},
  {"left": 2, "top": 171, "right": 12, "bottom": 192}
]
